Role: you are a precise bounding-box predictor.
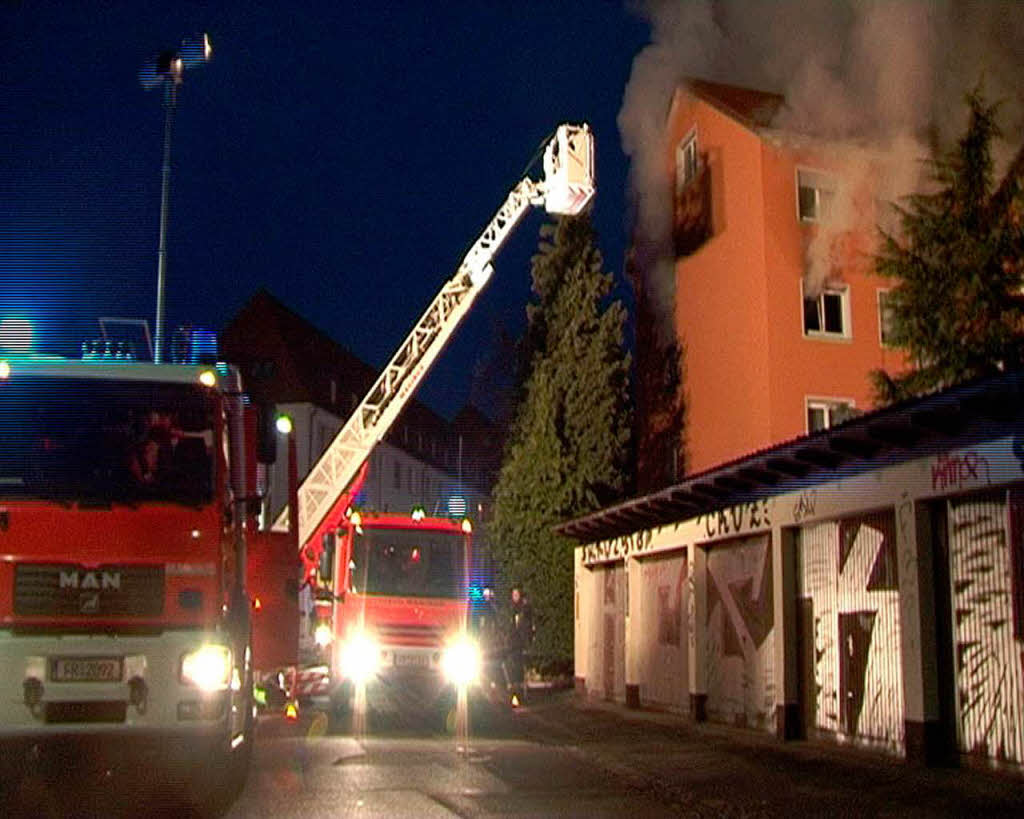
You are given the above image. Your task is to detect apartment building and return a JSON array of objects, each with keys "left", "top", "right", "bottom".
[{"left": 638, "top": 78, "right": 909, "bottom": 483}]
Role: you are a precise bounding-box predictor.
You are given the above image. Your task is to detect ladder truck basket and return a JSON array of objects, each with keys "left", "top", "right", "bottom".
[{"left": 543, "top": 123, "right": 595, "bottom": 216}]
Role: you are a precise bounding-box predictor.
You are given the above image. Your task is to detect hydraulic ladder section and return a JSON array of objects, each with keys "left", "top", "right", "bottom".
[{"left": 273, "top": 123, "right": 595, "bottom": 552}]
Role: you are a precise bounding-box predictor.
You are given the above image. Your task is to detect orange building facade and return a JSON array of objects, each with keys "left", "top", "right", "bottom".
[{"left": 658, "top": 79, "right": 908, "bottom": 477}]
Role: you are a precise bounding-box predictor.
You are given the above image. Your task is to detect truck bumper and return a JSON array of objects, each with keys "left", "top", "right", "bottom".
[{"left": 0, "top": 628, "right": 248, "bottom": 755}]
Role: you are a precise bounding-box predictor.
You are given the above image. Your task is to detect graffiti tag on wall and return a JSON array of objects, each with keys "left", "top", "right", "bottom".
[
  {"left": 698, "top": 499, "right": 771, "bottom": 540},
  {"left": 931, "top": 451, "right": 991, "bottom": 492},
  {"left": 583, "top": 529, "right": 653, "bottom": 566},
  {"left": 793, "top": 490, "right": 817, "bottom": 523}
]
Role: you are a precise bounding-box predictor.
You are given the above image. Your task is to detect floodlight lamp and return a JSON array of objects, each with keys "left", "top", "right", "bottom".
[{"left": 180, "top": 33, "right": 212, "bottom": 69}]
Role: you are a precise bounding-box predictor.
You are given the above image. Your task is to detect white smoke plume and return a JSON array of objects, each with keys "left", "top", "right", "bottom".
[{"left": 620, "top": 0, "right": 1024, "bottom": 328}]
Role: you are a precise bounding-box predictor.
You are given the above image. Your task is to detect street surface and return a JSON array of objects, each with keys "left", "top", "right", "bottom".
[{"left": 7, "top": 688, "right": 1024, "bottom": 817}]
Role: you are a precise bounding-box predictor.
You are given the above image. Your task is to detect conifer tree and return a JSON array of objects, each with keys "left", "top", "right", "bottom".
[
  {"left": 490, "top": 214, "right": 632, "bottom": 670},
  {"left": 873, "top": 89, "right": 1024, "bottom": 402}
]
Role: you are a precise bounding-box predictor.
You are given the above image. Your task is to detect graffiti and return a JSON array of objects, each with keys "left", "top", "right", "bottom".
[
  {"left": 583, "top": 529, "right": 654, "bottom": 566},
  {"left": 793, "top": 490, "right": 818, "bottom": 523},
  {"left": 699, "top": 498, "right": 771, "bottom": 540},
  {"left": 799, "top": 512, "right": 904, "bottom": 751},
  {"left": 948, "top": 496, "right": 1024, "bottom": 765},
  {"left": 931, "top": 450, "right": 991, "bottom": 492},
  {"left": 705, "top": 534, "right": 775, "bottom": 730},
  {"left": 656, "top": 559, "right": 688, "bottom": 647}
]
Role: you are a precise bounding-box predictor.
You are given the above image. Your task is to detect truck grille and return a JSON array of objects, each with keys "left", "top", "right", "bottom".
[
  {"left": 376, "top": 622, "right": 445, "bottom": 646},
  {"left": 14, "top": 564, "right": 165, "bottom": 617}
]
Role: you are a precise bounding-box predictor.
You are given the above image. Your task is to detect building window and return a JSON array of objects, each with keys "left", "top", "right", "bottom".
[
  {"left": 803, "top": 285, "right": 850, "bottom": 337},
  {"left": 878, "top": 289, "right": 897, "bottom": 347},
  {"left": 797, "top": 169, "right": 835, "bottom": 222},
  {"left": 807, "top": 398, "right": 856, "bottom": 433},
  {"left": 676, "top": 131, "right": 698, "bottom": 193}
]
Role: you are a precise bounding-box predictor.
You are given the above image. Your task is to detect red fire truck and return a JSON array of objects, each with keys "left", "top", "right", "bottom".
[
  {"left": 0, "top": 355, "right": 270, "bottom": 799},
  {"left": 266, "top": 123, "right": 595, "bottom": 717}
]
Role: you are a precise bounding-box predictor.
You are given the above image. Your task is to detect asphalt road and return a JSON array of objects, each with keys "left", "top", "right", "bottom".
[{"left": 8, "top": 688, "right": 1024, "bottom": 817}]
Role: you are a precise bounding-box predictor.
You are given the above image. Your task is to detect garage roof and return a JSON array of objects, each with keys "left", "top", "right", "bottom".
[{"left": 557, "top": 369, "right": 1024, "bottom": 542}]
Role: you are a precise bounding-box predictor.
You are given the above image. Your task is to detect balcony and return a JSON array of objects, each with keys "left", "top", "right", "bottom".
[{"left": 674, "top": 158, "right": 712, "bottom": 257}]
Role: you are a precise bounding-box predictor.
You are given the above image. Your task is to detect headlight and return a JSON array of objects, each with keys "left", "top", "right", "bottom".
[
  {"left": 339, "top": 631, "right": 379, "bottom": 683},
  {"left": 314, "top": 622, "right": 333, "bottom": 648},
  {"left": 181, "top": 644, "right": 232, "bottom": 692},
  {"left": 441, "top": 635, "right": 481, "bottom": 687}
]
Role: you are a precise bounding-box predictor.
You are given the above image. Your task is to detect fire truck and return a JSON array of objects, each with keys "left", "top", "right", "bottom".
[
  {"left": 259, "top": 123, "right": 595, "bottom": 718},
  {"left": 0, "top": 354, "right": 270, "bottom": 800}
]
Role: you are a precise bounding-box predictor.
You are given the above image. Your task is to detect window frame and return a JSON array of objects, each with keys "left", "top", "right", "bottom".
[
  {"left": 676, "top": 129, "right": 699, "bottom": 195},
  {"left": 805, "top": 396, "right": 857, "bottom": 434},
  {"left": 877, "top": 288, "right": 897, "bottom": 348},
  {"left": 801, "top": 281, "right": 852, "bottom": 340},
  {"left": 796, "top": 167, "right": 837, "bottom": 223}
]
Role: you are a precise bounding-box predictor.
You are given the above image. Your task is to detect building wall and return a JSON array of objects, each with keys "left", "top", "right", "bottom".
[
  {"left": 669, "top": 95, "right": 773, "bottom": 474},
  {"left": 574, "top": 433, "right": 1024, "bottom": 768},
  {"left": 662, "top": 90, "right": 910, "bottom": 476},
  {"left": 760, "top": 140, "right": 908, "bottom": 447}
]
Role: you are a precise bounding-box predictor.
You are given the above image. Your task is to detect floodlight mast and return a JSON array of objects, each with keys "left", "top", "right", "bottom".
[{"left": 139, "top": 33, "right": 211, "bottom": 363}]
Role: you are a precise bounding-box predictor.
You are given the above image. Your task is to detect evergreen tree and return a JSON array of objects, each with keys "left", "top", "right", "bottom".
[
  {"left": 873, "top": 89, "right": 1024, "bottom": 402},
  {"left": 490, "top": 214, "right": 632, "bottom": 670}
]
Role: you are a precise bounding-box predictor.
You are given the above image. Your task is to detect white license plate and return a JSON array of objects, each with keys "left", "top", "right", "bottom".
[
  {"left": 393, "top": 652, "right": 429, "bottom": 668},
  {"left": 50, "top": 657, "right": 124, "bottom": 683}
]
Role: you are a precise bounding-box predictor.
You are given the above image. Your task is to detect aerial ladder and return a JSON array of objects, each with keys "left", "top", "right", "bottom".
[{"left": 272, "top": 123, "right": 595, "bottom": 567}]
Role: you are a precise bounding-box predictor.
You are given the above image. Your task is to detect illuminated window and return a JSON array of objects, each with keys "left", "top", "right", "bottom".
[{"left": 797, "top": 169, "right": 836, "bottom": 222}]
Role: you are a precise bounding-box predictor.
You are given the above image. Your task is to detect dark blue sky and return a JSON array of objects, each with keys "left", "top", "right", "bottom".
[{"left": 1, "top": 2, "right": 651, "bottom": 419}]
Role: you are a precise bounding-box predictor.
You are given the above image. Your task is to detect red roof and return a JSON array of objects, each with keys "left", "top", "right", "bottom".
[{"left": 683, "top": 77, "right": 785, "bottom": 130}]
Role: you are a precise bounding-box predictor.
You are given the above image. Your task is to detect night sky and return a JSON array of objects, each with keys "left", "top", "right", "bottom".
[{"left": 1, "top": 2, "right": 650, "bottom": 420}]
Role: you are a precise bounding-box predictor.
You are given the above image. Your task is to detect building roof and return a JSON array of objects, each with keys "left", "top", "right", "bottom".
[
  {"left": 682, "top": 77, "right": 786, "bottom": 131},
  {"left": 557, "top": 369, "right": 1024, "bottom": 543}
]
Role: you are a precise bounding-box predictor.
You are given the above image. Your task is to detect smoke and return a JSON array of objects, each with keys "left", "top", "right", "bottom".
[{"left": 620, "top": 0, "right": 1024, "bottom": 327}]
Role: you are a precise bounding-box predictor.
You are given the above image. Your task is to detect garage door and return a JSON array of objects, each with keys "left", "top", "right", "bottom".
[
  {"left": 797, "top": 511, "right": 904, "bottom": 752},
  {"left": 636, "top": 550, "right": 688, "bottom": 710},
  {"left": 705, "top": 534, "right": 774, "bottom": 730}
]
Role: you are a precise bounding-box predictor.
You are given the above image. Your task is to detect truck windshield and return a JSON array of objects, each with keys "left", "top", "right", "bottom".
[
  {"left": 350, "top": 527, "right": 466, "bottom": 599},
  {"left": 0, "top": 375, "right": 216, "bottom": 506}
]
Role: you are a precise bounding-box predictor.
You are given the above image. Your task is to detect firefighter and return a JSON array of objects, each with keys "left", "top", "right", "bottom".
[{"left": 504, "top": 586, "right": 533, "bottom": 707}]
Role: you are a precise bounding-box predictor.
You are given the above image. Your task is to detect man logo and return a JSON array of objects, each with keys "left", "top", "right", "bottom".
[
  {"left": 59, "top": 570, "right": 122, "bottom": 591},
  {"left": 79, "top": 593, "right": 100, "bottom": 614}
]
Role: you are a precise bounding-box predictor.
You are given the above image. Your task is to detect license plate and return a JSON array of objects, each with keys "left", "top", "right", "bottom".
[
  {"left": 50, "top": 657, "right": 124, "bottom": 683},
  {"left": 394, "top": 652, "right": 429, "bottom": 668}
]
